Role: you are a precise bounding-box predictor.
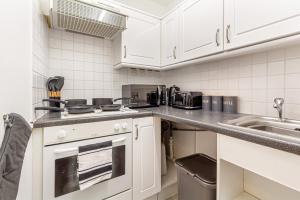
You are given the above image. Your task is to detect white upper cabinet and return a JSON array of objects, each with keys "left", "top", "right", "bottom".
[
  {"left": 161, "top": 10, "right": 180, "bottom": 66},
  {"left": 179, "top": 0, "right": 223, "bottom": 61},
  {"left": 224, "top": 0, "right": 300, "bottom": 50},
  {"left": 113, "top": 8, "right": 161, "bottom": 68}
]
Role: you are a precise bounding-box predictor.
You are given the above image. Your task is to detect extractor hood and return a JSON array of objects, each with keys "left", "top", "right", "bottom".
[{"left": 44, "top": 0, "right": 127, "bottom": 39}]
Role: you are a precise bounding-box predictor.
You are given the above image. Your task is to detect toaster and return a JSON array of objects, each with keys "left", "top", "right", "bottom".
[{"left": 172, "top": 91, "right": 203, "bottom": 110}]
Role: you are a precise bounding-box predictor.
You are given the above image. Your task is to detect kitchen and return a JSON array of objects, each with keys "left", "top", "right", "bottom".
[{"left": 1, "top": 0, "right": 300, "bottom": 200}]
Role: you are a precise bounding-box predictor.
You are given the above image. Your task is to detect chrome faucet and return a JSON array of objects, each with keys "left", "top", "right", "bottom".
[{"left": 273, "top": 98, "right": 284, "bottom": 120}]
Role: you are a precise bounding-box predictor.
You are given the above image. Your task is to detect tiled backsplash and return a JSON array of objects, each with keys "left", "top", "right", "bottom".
[
  {"left": 48, "top": 29, "right": 163, "bottom": 104},
  {"left": 33, "top": 7, "right": 300, "bottom": 120},
  {"left": 163, "top": 45, "right": 300, "bottom": 119},
  {"left": 32, "top": 0, "right": 48, "bottom": 119}
]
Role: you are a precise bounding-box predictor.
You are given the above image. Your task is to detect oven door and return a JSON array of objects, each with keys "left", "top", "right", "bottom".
[{"left": 43, "top": 133, "right": 132, "bottom": 200}]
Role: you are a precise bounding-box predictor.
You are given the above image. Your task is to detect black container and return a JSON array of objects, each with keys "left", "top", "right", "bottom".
[
  {"left": 202, "top": 96, "right": 212, "bottom": 111},
  {"left": 49, "top": 97, "right": 61, "bottom": 110},
  {"left": 212, "top": 96, "right": 223, "bottom": 112},
  {"left": 223, "top": 96, "right": 238, "bottom": 113}
]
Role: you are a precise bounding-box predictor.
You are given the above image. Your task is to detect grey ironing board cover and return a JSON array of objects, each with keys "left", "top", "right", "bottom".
[{"left": 0, "top": 113, "right": 32, "bottom": 200}]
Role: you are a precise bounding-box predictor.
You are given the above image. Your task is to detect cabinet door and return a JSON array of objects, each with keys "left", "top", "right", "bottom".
[
  {"left": 224, "top": 0, "right": 300, "bottom": 50},
  {"left": 161, "top": 10, "right": 180, "bottom": 66},
  {"left": 179, "top": 0, "right": 223, "bottom": 61},
  {"left": 133, "top": 117, "right": 161, "bottom": 200},
  {"left": 122, "top": 10, "right": 161, "bottom": 67}
]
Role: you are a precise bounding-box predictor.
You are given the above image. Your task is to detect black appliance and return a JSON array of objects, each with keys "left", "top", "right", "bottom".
[
  {"left": 172, "top": 91, "right": 203, "bottom": 110},
  {"left": 168, "top": 85, "right": 180, "bottom": 106},
  {"left": 122, "top": 84, "right": 166, "bottom": 108}
]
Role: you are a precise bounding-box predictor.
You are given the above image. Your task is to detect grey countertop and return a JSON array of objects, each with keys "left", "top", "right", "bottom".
[
  {"left": 33, "top": 106, "right": 300, "bottom": 155},
  {"left": 33, "top": 109, "right": 153, "bottom": 128}
]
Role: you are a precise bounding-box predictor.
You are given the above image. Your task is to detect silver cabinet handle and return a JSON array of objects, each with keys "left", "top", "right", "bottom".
[
  {"left": 135, "top": 124, "right": 139, "bottom": 140},
  {"left": 216, "top": 29, "right": 220, "bottom": 46},
  {"left": 226, "top": 25, "right": 231, "bottom": 43},
  {"left": 124, "top": 45, "right": 127, "bottom": 58},
  {"left": 173, "top": 46, "right": 177, "bottom": 59}
]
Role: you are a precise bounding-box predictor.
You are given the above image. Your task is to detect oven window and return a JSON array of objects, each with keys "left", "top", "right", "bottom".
[
  {"left": 55, "top": 145, "right": 126, "bottom": 197},
  {"left": 55, "top": 156, "right": 79, "bottom": 197}
]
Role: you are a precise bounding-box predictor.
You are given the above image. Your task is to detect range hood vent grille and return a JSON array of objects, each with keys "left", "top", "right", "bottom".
[{"left": 50, "top": 0, "right": 127, "bottom": 39}]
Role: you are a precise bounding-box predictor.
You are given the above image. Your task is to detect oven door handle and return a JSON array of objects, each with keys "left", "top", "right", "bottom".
[
  {"left": 113, "top": 137, "right": 126, "bottom": 144},
  {"left": 54, "top": 147, "right": 78, "bottom": 155}
]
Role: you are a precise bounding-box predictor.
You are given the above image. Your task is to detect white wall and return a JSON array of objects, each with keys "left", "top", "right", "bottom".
[
  {"left": 33, "top": 0, "right": 49, "bottom": 119},
  {"left": 0, "top": 0, "right": 33, "bottom": 200},
  {"left": 48, "top": 29, "right": 163, "bottom": 104},
  {"left": 163, "top": 44, "right": 300, "bottom": 120}
]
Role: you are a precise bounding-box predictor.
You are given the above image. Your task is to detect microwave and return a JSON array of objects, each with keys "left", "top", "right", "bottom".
[{"left": 122, "top": 84, "right": 167, "bottom": 108}]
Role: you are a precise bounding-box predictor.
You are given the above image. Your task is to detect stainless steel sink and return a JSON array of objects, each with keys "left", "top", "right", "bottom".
[{"left": 219, "top": 116, "right": 300, "bottom": 141}]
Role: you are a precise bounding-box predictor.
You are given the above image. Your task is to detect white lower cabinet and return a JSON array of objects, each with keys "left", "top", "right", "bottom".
[
  {"left": 133, "top": 117, "right": 161, "bottom": 200},
  {"left": 217, "top": 134, "right": 300, "bottom": 200}
]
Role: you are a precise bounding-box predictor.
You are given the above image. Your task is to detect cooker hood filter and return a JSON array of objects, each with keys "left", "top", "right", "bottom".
[{"left": 50, "top": 0, "right": 127, "bottom": 39}]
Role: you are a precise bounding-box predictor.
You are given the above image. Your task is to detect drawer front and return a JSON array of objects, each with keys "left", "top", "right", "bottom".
[
  {"left": 218, "top": 135, "right": 300, "bottom": 192},
  {"left": 44, "top": 119, "right": 133, "bottom": 145}
]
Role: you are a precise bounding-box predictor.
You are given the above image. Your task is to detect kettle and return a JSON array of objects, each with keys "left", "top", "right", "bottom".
[{"left": 168, "top": 85, "right": 180, "bottom": 106}]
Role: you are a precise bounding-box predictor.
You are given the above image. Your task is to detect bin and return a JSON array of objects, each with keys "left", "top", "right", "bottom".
[{"left": 175, "top": 154, "right": 216, "bottom": 200}]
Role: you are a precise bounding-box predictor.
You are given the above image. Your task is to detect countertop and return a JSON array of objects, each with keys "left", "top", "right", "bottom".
[
  {"left": 33, "top": 106, "right": 300, "bottom": 155},
  {"left": 33, "top": 109, "right": 153, "bottom": 128}
]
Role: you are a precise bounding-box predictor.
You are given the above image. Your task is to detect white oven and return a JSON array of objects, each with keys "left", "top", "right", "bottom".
[{"left": 43, "top": 119, "right": 132, "bottom": 200}]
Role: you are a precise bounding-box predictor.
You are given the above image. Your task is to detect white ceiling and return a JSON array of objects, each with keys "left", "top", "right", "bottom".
[{"left": 112, "top": 0, "right": 183, "bottom": 16}]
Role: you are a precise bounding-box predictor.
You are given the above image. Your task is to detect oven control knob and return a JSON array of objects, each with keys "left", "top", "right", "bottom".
[
  {"left": 114, "top": 124, "right": 120, "bottom": 131},
  {"left": 57, "top": 130, "right": 67, "bottom": 139},
  {"left": 121, "top": 123, "right": 128, "bottom": 130}
]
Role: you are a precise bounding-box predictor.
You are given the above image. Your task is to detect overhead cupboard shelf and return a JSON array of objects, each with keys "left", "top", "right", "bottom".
[{"left": 113, "top": 0, "right": 300, "bottom": 70}]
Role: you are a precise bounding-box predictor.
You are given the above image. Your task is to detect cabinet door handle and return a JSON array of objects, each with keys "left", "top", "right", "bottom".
[
  {"left": 135, "top": 124, "right": 139, "bottom": 140},
  {"left": 124, "top": 45, "right": 127, "bottom": 58},
  {"left": 173, "top": 46, "right": 177, "bottom": 59},
  {"left": 215, "top": 29, "right": 220, "bottom": 46},
  {"left": 226, "top": 25, "right": 231, "bottom": 43}
]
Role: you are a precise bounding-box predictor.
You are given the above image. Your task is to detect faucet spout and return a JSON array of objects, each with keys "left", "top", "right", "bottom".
[{"left": 273, "top": 98, "right": 284, "bottom": 120}]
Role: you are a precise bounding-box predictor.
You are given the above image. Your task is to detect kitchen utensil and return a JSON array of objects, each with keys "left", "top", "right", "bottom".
[
  {"left": 168, "top": 85, "right": 180, "bottom": 106},
  {"left": 43, "top": 99, "right": 87, "bottom": 108},
  {"left": 67, "top": 105, "right": 95, "bottom": 114},
  {"left": 92, "top": 98, "right": 122, "bottom": 111},
  {"left": 92, "top": 98, "right": 113, "bottom": 108},
  {"left": 41, "top": 99, "right": 91, "bottom": 113},
  {"left": 34, "top": 106, "right": 65, "bottom": 112},
  {"left": 54, "top": 76, "right": 64, "bottom": 91},
  {"left": 48, "top": 77, "right": 59, "bottom": 91},
  {"left": 100, "top": 104, "right": 122, "bottom": 111}
]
